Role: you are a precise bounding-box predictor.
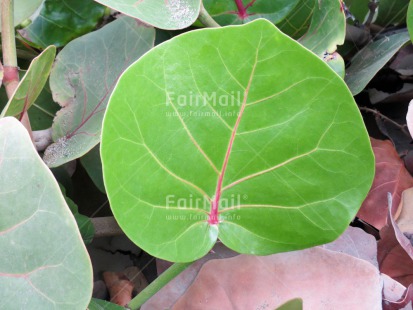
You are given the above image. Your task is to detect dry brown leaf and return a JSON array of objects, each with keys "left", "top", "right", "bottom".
[
  {"left": 357, "top": 138, "right": 413, "bottom": 229},
  {"left": 397, "top": 187, "right": 413, "bottom": 239},
  {"left": 378, "top": 201, "right": 413, "bottom": 287},
  {"left": 322, "top": 226, "right": 378, "bottom": 267},
  {"left": 172, "top": 247, "right": 382, "bottom": 310},
  {"left": 382, "top": 274, "right": 413, "bottom": 310},
  {"left": 103, "top": 271, "right": 134, "bottom": 306}
]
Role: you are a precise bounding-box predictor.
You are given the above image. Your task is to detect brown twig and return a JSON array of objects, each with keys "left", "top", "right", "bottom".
[{"left": 359, "top": 107, "right": 410, "bottom": 136}]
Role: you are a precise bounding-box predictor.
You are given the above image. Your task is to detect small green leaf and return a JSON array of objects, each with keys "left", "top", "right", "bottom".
[
  {"left": 43, "top": 16, "right": 155, "bottom": 168},
  {"left": 1, "top": 46, "right": 56, "bottom": 118},
  {"left": 299, "top": 0, "right": 345, "bottom": 57},
  {"left": 345, "top": 0, "right": 409, "bottom": 26},
  {"left": 345, "top": 31, "right": 410, "bottom": 95},
  {"left": 19, "top": 0, "right": 105, "bottom": 48},
  {"left": 276, "top": 298, "right": 303, "bottom": 310},
  {"left": 277, "top": 0, "right": 316, "bottom": 38},
  {"left": 80, "top": 144, "right": 106, "bottom": 193},
  {"left": 101, "top": 19, "right": 374, "bottom": 262},
  {"left": 374, "top": 0, "right": 409, "bottom": 26},
  {"left": 201, "top": 0, "right": 300, "bottom": 25},
  {"left": 60, "top": 185, "right": 95, "bottom": 244},
  {"left": 94, "top": 0, "right": 201, "bottom": 30},
  {"left": 0, "top": 0, "right": 43, "bottom": 31},
  {"left": 0, "top": 117, "right": 93, "bottom": 309},
  {"left": 88, "top": 298, "right": 126, "bottom": 309},
  {"left": 29, "top": 82, "right": 60, "bottom": 130}
]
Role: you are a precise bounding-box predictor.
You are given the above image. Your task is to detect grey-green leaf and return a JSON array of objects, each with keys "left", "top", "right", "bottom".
[
  {"left": 43, "top": 16, "right": 155, "bottom": 168},
  {"left": 0, "top": 117, "right": 93, "bottom": 309},
  {"left": 94, "top": 0, "right": 201, "bottom": 30},
  {"left": 345, "top": 31, "right": 410, "bottom": 95}
]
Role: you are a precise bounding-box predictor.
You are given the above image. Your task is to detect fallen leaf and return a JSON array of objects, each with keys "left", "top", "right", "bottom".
[
  {"left": 172, "top": 247, "right": 382, "bottom": 309},
  {"left": 397, "top": 188, "right": 413, "bottom": 239},
  {"left": 378, "top": 199, "right": 413, "bottom": 287},
  {"left": 358, "top": 138, "right": 413, "bottom": 229},
  {"left": 322, "top": 226, "right": 378, "bottom": 267},
  {"left": 103, "top": 271, "right": 134, "bottom": 306},
  {"left": 382, "top": 273, "right": 413, "bottom": 310},
  {"left": 382, "top": 274, "right": 409, "bottom": 308},
  {"left": 123, "top": 266, "right": 148, "bottom": 294}
]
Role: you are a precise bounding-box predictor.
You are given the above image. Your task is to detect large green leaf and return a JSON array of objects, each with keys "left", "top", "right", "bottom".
[
  {"left": 43, "top": 16, "right": 155, "bottom": 168},
  {"left": 345, "top": 31, "right": 410, "bottom": 95},
  {"left": 0, "top": 117, "right": 92, "bottom": 309},
  {"left": 201, "top": 0, "right": 299, "bottom": 25},
  {"left": 101, "top": 19, "right": 374, "bottom": 262},
  {"left": 1, "top": 46, "right": 56, "bottom": 118},
  {"left": 94, "top": 0, "right": 201, "bottom": 30},
  {"left": 19, "top": 0, "right": 105, "bottom": 49},
  {"left": 0, "top": 0, "right": 42, "bottom": 31},
  {"left": 408, "top": 0, "right": 413, "bottom": 41}
]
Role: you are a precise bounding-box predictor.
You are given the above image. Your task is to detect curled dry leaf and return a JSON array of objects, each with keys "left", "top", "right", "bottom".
[
  {"left": 378, "top": 202, "right": 413, "bottom": 287},
  {"left": 357, "top": 138, "right": 413, "bottom": 229},
  {"left": 397, "top": 188, "right": 413, "bottom": 239},
  {"left": 103, "top": 271, "right": 134, "bottom": 306},
  {"left": 172, "top": 247, "right": 382, "bottom": 310},
  {"left": 383, "top": 277, "right": 413, "bottom": 310}
]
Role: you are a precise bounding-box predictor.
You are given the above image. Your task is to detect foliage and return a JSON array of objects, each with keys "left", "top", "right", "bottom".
[
  {"left": 101, "top": 19, "right": 373, "bottom": 262},
  {"left": 0, "top": 0, "right": 413, "bottom": 308}
]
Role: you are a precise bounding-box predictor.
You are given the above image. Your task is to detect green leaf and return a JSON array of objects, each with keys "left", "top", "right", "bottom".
[
  {"left": 19, "top": 0, "right": 105, "bottom": 49},
  {"left": 345, "top": 31, "right": 410, "bottom": 95},
  {"left": 0, "top": 117, "right": 92, "bottom": 309},
  {"left": 101, "top": 19, "right": 374, "bottom": 262},
  {"left": 299, "top": 0, "right": 345, "bottom": 57},
  {"left": 60, "top": 185, "right": 95, "bottom": 244},
  {"left": 0, "top": 77, "right": 59, "bottom": 130},
  {"left": 345, "top": 0, "right": 409, "bottom": 26},
  {"left": 88, "top": 298, "right": 126, "bottom": 309},
  {"left": 43, "top": 16, "right": 155, "bottom": 168},
  {"left": 374, "top": 0, "right": 409, "bottom": 26},
  {"left": 1, "top": 46, "right": 56, "bottom": 118},
  {"left": 201, "top": 0, "right": 300, "bottom": 25},
  {"left": 94, "top": 0, "right": 201, "bottom": 30},
  {"left": 277, "top": 0, "right": 316, "bottom": 38},
  {"left": 29, "top": 82, "right": 60, "bottom": 130},
  {"left": 80, "top": 144, "right": 106, "bottom": 193},
  {"left": 276, "top": 298, "right": 303, "bottom": 310},
  {"left": 0, "top": 0, "right": 43, "bottom": 31},
  {"left": 326, "top": 52, "right": 345, "bottom": 78},
  {"left": 408, "top": 0, "right": 413, "bottom": 41}
]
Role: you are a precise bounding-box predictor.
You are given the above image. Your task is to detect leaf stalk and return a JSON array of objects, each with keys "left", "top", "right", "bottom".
[{"left": 127, "top": 262, "right": 191, "bottom": 310}]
